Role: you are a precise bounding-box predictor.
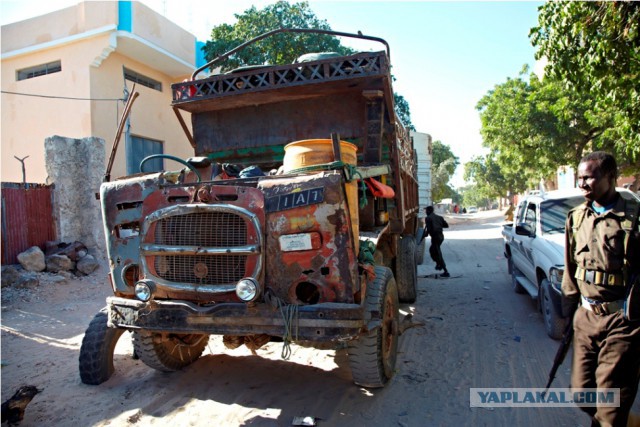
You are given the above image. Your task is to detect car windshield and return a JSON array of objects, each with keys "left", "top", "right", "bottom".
[{"left": 540, "top": 196, "right": 585, "bottom": 234}]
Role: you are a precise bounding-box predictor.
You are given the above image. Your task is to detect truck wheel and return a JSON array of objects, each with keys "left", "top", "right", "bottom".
[
  {"left": 79, "top": 309, "right": 125, "bottom": 385},
  {"left": 132, "top": 331, "right": 209, "bottom": 372},
  {"left": 348, "top": 266, "right": 399, "bottom": 388},
  {"left": 415, "top": 227, "right": 426, "bottom": 265},
  {"left": 541, "top": 279, "right": 567, "bottom": 340},
  {"left": 509, "top": 259, "right": 526, "bottom": 294},
  {"left": 396, "top": 235, "right": 417, "bottom": 303}
]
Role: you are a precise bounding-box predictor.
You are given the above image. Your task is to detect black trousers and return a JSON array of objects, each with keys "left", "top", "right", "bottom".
[{"left": 428, "top": 234, "right": 446, "bottom": 269}]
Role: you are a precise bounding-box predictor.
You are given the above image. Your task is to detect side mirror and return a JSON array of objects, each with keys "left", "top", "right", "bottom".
[{"left": 515, "top": 223, "right": 535, "bottom": 237}]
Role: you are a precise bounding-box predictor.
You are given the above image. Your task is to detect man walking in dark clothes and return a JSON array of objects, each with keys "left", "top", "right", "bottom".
[{"left": 422, "top": 205, "right": 450, "bottom": 277}]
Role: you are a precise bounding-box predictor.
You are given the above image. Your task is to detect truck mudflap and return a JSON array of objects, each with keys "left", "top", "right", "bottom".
[{"left": 106, "top": 296, "right": 366, "bottom": 341}]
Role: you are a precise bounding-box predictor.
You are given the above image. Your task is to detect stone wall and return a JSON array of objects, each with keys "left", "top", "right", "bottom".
[{"left": 45, "top": 136, "right": 105, "bottom": 257}]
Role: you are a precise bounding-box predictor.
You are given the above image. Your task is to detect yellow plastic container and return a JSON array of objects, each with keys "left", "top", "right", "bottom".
[{"left": 283, "top": 139, "right": 359, "bottom": 254}]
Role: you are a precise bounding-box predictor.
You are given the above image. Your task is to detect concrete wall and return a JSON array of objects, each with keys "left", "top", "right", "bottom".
[
  {"left": 0, "top": 2, "right": 118, "bottom": 53},
  {"left": 90, "top": 51, "right": 194, "bottom": 180},
  {"left": 131, "top": 1, "right": 194, "bottom": 66},
  {"left": 45, "top": 136, "right": 105, "bottom": 256},
  {"left": 1, "top": 1, "right": 196, "bottom": 183},
  {"left": 1, "top": 35, "right": 104, "bottom": 183}
]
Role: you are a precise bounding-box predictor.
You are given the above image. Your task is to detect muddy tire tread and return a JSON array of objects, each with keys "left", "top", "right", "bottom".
[
  {"left": 132, "top": 331, "right": 209, "bottom": 372},
  {"left": 348, "top": 266, "right": 399, "bottom": 388},
  {"left": 78, "top": 309, "right": 124, "bottom": 385},
  {"left": 396, "top": 235, "right": 418, "bottom": 303}
]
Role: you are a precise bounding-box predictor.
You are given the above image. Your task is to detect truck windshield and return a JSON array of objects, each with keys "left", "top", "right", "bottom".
[{"left": 540, "top": 196, "right": 584, "bottom": 234}]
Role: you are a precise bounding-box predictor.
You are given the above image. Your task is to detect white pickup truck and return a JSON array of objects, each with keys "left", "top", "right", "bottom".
[{"left": 502, "top": 187, "right": 640, "bottom": 339}]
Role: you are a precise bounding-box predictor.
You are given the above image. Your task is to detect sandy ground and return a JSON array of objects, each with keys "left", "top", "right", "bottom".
[{"left": 2, "top": 210, "right": 638, "bottom": 426}]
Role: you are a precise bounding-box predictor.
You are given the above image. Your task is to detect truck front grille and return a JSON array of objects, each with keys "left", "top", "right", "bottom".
[
  {"left": 155, "top": 254, "right": 246, "bottom": 284},
  {"left": 143, "top": 208, "right": 261, "bottom": 288},
  {"left": 154, "top": 212, "right": 246, "bottom": 247}
]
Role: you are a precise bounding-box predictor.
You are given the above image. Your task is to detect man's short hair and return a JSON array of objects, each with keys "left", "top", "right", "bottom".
[
  {"left": 580, "top": 151, "right": 617, "bottom": 180},
  {"left": 426, "top": 206, "right": 434, "bottom": 214}
]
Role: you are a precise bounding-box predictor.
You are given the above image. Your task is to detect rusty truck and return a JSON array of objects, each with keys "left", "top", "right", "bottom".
[{"left": 79, "top": 29, "right": 420, "bottom": 388}]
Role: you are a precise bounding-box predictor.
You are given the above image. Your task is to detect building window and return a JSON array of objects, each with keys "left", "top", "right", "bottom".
[
  {"left": 124, "top": 68, "right": 162, "bottom": 91},
  {"left": 129, "top": 136, "right": 163, "bottom": 175},
  {"left": 16, "top": 61, "right": 62, "bottom": 81}
]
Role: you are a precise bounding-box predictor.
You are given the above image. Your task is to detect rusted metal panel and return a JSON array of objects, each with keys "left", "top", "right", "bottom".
[
  {"left": 140, "top": 185, "right": 265, "bottom": 302},
  {"left": 1, "top": 182, "right": 56, "bottom": 265},
  {"left": 258, "top": 172, "right": 359, "bottom": 305},
  {"left": 192, "top": 95, "right": 367, "bottom": 157},
  {"left": 172, "top": 51, "right": 388, "bottom": 111},
  {"left": 108, "top": 296, "right": 365, "bottom": 341}
]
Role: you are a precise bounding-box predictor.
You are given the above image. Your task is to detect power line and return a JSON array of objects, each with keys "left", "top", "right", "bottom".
[{"left": 1, "top": 90, "right": 124, "bottom": 101}]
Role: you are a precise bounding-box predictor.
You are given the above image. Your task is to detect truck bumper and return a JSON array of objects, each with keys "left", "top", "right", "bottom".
[{"left": 107, "top": 296, "right": 366, "bottom": 342}]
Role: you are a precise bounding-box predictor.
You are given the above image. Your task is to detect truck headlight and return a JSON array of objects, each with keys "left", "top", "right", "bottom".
[
  {"left": 236, "top": 278, "right": 260, "bottom": 302},
  {"left": 134, "top": 280, "right": 155, "bottom": 302},
  {"left": 549, "top": 267, "right": 564, "bottom": 291}
]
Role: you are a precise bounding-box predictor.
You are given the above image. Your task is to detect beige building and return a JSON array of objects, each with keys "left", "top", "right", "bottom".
[{"left": 1, "top": 1, "right": 205, "bottom": 183}]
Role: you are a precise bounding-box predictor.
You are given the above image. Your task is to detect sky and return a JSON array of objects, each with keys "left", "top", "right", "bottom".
[{"left": 0, "top": 0, "right": 544, "bottom": 187}]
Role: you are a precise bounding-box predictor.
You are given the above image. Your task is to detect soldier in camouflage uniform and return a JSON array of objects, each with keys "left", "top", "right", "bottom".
[{"left": 562, "top": 151, "right": 640, "bottom": 427}]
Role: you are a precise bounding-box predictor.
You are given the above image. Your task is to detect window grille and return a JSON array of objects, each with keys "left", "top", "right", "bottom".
[
  {"left": 17, "top": 61, "right": 61, "bottom": 81},
  {"left": 124, "top": 67, "right": 162, "bottom": 91}
]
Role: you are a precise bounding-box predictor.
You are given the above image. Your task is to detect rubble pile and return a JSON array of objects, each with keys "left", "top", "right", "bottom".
[{"left": 1, "top": 241, "right": 102, "bottom": 290}]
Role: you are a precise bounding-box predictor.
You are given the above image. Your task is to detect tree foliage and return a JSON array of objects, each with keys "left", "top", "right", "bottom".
[
  {"left": 476, "top": 67, "right": 619, "bottom": 189},
  {"left": 431, "top": 140, "right": 459, "bottom": 203},
  {"left": 394, "top": 94, "right": 415, "bottom": 131},
  {"left": 203, "top": 1, "right": 353, "bottom": 71},
  {"left": 464, "top": 154, "right": 515, "bottom": 201},
  {"left": 530, "top": 1, "right": 640, "bottom": 162},
  {"left": 458, "top": 184, "right": 493, "bottom": 210},
  {"left": 202, "top": 0, "right": 415, "bottom": 133}
]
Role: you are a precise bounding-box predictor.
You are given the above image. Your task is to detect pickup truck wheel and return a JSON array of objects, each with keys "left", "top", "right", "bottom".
[
  {"left": 133, "top": 331, "right": 209, "bottom": 372},
  {"left": 541, "top": 279, "right": 567, "bottom": 340},
  {"left": 79, "top": 309, "right": 125, "bottom": 385},
  {"left": 348, "top": 266, "right": 399, "bottom": 388},
  {"left": 510, "top": 259, "right": 526, "bottom": 294},
  {"left": 396, "top": 235, "right": 418, "bottom": 303}
]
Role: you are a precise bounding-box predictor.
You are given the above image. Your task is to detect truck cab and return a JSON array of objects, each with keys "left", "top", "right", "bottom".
[{"left": 79, "top": 29, "right": 420, "bottom": 388}]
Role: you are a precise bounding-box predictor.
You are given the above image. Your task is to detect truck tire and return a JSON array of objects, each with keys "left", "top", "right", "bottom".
[
  {"left": 541, "top": 279, "right": 567, "bottom": 340},
  {"left": 132, "top": 331, "right": 209, "bottom": 372},
  {"left": 396, "top": 235, "right": 418, "bottom": 303},
  {"left": 415, "top": 227, "right": 426, "bottom": 265},
  {"left": 79, "top": 309, "right": 125, "bottom": 385},
  {"left": 348, "top": 266, "right": 399, "bottom": 388},
  {"left": 509, "top": 258, "right": 526, "bottom": 294}
]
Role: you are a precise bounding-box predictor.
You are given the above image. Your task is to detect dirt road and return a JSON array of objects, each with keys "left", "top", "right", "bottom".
[{"left": 2, "top": 211, "right": 637, "bottom": 426}]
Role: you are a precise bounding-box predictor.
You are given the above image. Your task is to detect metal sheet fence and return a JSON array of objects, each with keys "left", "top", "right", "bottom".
[{"left": 1, "top": 182, "right": 56, "bottom": 265}]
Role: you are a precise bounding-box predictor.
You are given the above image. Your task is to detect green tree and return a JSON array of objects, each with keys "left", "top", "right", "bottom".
[
  {"left": 431, "top": 140, "right": 459, "bottom": 203},
  {"left": 476, "top": 68, "right": 610, "bottom": 187},
  {"left": 202, "top": 1, "right": 415, "bottom": 133},
  {"left": 203, "top": 1, "right": 353, "bottom": 71},
  {"left": 458, "top": 184, "right": 492, "bottom": 210},
  {"left": 530, "top": 1, "right": 640, "bottom": 165},
  {"left": 464, "top": 154, "right": 516, "bottom": 203},
  {"left": 394, "top": 94, "right": 415, "bottom": 131}
]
